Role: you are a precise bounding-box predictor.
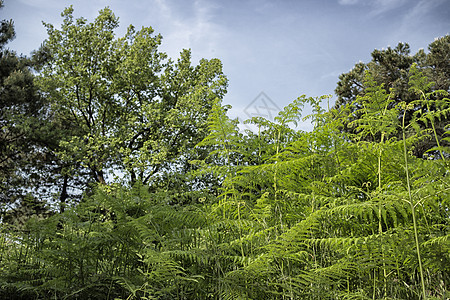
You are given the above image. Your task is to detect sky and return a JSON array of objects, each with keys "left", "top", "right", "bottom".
[{"left": 2, "top": 0, "right": 449, "bottom": 131}]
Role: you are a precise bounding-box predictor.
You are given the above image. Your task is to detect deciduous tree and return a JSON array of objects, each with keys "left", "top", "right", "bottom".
[{"left": 37, "top": 6, "right": 227, "bottom": 191}]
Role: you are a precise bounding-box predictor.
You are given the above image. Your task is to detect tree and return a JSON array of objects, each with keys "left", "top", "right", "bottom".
[
  {"left": 37, "top": 6, "right": 228, "bottom": 192},
  {"left": 334, "top": 36, "right": 450, "bottom": 156},
  {"left": 0, "top": 0, "right": 51, "bottom": 220},
  {"left": 427, "top": 35, "right": 450, "bottom": 92},
  {"left": 335, "top": 37, "right": 450, "bottom": 109}
]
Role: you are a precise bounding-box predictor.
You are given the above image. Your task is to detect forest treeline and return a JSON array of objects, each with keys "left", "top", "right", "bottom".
[{"left": 1, "top": 3, "right": 449, "bottom": 300}]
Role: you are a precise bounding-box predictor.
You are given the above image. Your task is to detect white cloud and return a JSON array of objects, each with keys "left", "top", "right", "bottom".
[
  {"left": 384, "top": 0, "right": 448, "bottom": 46},
  {"left": 338, "top": 0, "right": 410, "bottom": 16},
  {"left": 133, "top": 0, "right": 226, "bottom": 62},
  {"left": 402, "top": 0, "right": 446, "bottom": 21},
  {"left": 370, "top": 0, "right": 408, "bottom": 16},
  {"left": 338, "top": 0, "right": 360, "bottom": 5},
  {"left": 16, "top": 0, "right": 60, "bottom": 9}
]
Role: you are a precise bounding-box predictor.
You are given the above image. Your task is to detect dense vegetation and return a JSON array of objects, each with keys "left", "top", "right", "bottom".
[{"left": 1, "top": 4, "right": 449, "bottom": 300}]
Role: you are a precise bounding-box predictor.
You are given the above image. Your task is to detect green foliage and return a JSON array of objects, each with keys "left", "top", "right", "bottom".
[
  {"left": 408, "top": 63, "right": 450, "bottom": 160},
  {"left": 0, "top": 1, "right": 56, "bottom": 221},
  {"left": 37, "top": 6, "right": 227, "bottom": 187},
  {"left": 0, "top": 5, "right": 448, "bottom": 299},
  {"left": 335, "top": 36, "right": 450, "bottom": 158}
]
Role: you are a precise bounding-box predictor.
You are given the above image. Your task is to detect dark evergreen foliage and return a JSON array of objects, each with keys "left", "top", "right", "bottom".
[{"left": 335, "top": 36, "right": 450, "bottom": 158}]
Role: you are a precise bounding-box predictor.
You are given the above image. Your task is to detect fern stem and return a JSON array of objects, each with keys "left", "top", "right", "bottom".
[
  {"left": 274, "top": 128, "right": 283, "bottom": 231},
  {"left": 402, "top": 107, "right": 427, "bottom": 300},
  {"left": 422, "top": 92, "right": 445, "bottom": 161},
  {"left": 372, "top": 267, "right": 376, "bottom": 300},
  {"left": 378, "top": 132, "right": 388, "bottom": 298}
]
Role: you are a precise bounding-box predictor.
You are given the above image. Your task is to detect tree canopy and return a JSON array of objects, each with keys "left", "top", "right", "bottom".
[
  {"left": 38, "top": 6, "right": 227, "bottom": 188},
  {"left": 334, "top": 36, "right": 450, "bottom": 157},
  {"left": 0, "top": 0, "right": 50, "bottom": 221}
]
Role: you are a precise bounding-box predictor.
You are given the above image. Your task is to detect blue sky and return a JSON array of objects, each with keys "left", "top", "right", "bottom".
[{"left": 3, "top": 0, "right": 449, "bottom": 130}]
